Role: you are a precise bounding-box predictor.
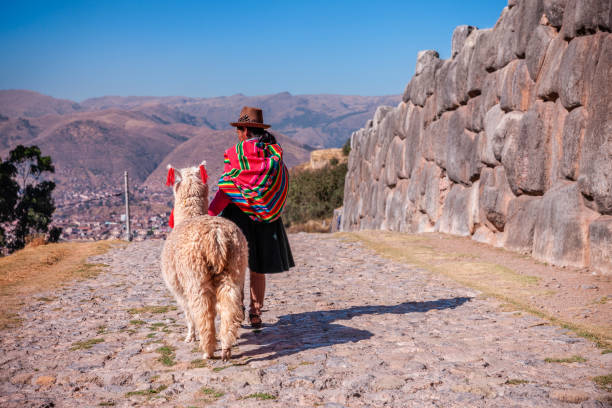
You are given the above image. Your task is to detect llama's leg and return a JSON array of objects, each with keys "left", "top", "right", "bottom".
[
  {"left": 217, "top": 275, "right": 244, "bottom": 361},
  {"left": 184, "top": 314, "right": 196, "bottom": 343},
  {"left": 191, "top": 289, "right": 217, "bottom": 359}
]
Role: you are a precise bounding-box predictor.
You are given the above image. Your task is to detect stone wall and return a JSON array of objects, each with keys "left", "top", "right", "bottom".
[{"left": 341, "top": 0, "right": 612, "bottom": 273}]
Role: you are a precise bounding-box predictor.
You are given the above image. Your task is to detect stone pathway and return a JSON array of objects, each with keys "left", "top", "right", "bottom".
[{"left": 0, "top": 233, "right": 610, "bottom": 407}]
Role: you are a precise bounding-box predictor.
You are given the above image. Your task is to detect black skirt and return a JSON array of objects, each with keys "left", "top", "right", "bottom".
[{"left": 221, "top": 203, "right": 295, "bottom": 274}]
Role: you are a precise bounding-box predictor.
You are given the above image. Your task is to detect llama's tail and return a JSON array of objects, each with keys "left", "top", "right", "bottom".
[{"left": 208, "top": 226, "right": 229, "bottom": 275}]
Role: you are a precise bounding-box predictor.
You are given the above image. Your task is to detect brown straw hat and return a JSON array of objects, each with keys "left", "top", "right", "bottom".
[{"left": 229, "top": 106, "right": 271, "bottom": 129}]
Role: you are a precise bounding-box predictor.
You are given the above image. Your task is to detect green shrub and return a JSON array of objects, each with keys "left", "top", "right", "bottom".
[
  {"left": 284, "top": 161, "right": 347, "bottom": 227},
  {"left": 342, "top": 138, "right": 351, "bottom": 156}
]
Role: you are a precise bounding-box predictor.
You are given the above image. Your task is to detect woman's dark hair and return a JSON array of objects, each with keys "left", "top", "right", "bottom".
[{"left": 248, "top": 127, "right": 277, "bottom": 145}]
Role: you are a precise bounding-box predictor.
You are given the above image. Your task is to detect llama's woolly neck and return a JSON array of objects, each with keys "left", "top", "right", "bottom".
[{"left": 174, "top": 195, "right": 209, "bottom": 226}]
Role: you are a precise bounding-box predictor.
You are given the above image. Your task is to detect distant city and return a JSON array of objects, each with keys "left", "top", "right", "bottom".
[{"left": 51, "top": 186, "right": 176, "bottom": 242}]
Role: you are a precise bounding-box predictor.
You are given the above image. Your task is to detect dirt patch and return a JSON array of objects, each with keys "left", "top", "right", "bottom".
[
  {"left": 335, "top": 231, "right": 611, "bottom": 347},
  {"left": 0, "top": 240, "right": 123, "bottom": 329}
]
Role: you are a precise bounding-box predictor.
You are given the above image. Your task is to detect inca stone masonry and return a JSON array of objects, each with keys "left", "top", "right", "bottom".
[{"left": 340, "top": 0, "right": 612, "bottom": 273}]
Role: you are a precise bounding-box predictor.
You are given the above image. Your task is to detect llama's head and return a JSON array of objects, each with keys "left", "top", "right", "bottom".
[{"left": 166, "top": 161, "right": 209, "bottom": 220}]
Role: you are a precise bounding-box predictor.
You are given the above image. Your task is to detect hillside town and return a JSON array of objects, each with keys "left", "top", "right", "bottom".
[{"left": 51, "top": 186, "right": 174, "bottom": 241}]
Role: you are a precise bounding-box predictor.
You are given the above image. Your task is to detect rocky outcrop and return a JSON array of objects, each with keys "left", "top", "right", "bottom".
[{"left": 341, "top": 0, "right": 611, "bottom": 273}]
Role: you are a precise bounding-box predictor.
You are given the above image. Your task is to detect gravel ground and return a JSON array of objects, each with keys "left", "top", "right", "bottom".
[{"left": 0, "top": 233, "right": 610, "bottom": 407}]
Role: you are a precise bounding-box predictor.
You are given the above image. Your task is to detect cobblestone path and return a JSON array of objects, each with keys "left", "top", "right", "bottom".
[{"left": 1, "top": 233, "right": 610, "bottom": 407}]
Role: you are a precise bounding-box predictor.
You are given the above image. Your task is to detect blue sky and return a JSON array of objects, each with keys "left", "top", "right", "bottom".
[{"left": 0, "top": 0, "right": 508, "bottom": 101}]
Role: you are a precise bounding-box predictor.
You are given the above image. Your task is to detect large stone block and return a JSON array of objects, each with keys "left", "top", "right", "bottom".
[
  {"left": 452, "top": 29, "right": 480, "bottom": 105},
  {"left": 384, "top": 180, "right": 410, "bottom": 231},
  {"left": 482, "top": 105, "right": 523, "bottom": 166},
  {"left": 466, "top": 95, "right": 485, "bottom": 133},
  {"left": 467, "top": 29, "right": 494, "bottom": 96},
  {"left": 426, "top": 113, "right": 451, "bottom": 169},
  {"left": 516, "top": 0, "right": 545, "bottom": 58},
  {"left": 579, "top": 33, "right": 612, "bottom": 214},
  {"left": 558, "top": 33, "right": 605, "bottom": 110},
  {"left": 525, "top": 25, "right": 556, "bottom": 82},
  {"left": 533, "top": 181, "right": 599, "bottom": 267},
  {"left": 548, "top": 100, "right": 569, "bottom": 189},
  {"left": 452, "top": 25, "right": 476, "bottom": 58},
  {"left": 390, "top": 102, "right": 408, "bottom": 140},
  {"left": 373, "top": 106, "right": 393, "bottom": 126},
  {"left": 401, "top": 105, "right": 423, "bottom": 179},
  {"left": 423, "top": 89, "right": 438, "bottom": 126},
  {"left": 501, "top": 101, "right": 555, "bottom": 195},
  {"left": 505, "top": 195, "right": 541, "bottom": 253},
  {"left": 536, "top": 35, "right": 568, "bottom": 101},
  {"left": 407, "top": 160, "right": 426, "bottom": 206},
  {"left": 479, "top": 166, "right": 515, "bottom": 231},
  {"left": 438, "top": 183, "right": 477, "bottom": 236},
  {"left": 385, "top": 136, "right": 403, "bottom": 187},
  {"left": 407, "top": 51, "right": 442, "bottom": 106},
  {"left": 561, "top": 0, "right": 611, "bottom": 40},
  {"left": 561, "top": 106, "right": 587, "bottom": 181},
  {"left": 482, "top": 71, "right": 501, "bottom": 113},
  {"left": 500, "top": 60, "right": 535, "bottom": 112},
  {"left": 416, "top": 50, "right": 441, "bottom": 76},
  {"left": 588, "top": 216, "right": 612, "bottom": 273},
  {"left": 492, "top": 5, "right": 520, "bottom": 69},
  {"left": 446, "top": 108, "right": 481, "bottom": 185},
  {"left": 436, "top": 60, "right": 459, "bottom": 114},
  {"left": 364, "top": 128, "right": 378, "bottom": 159},
  {"left": 372, "top": 114, "right": 396, "bottom": 181},
  {"left": 421, "top": 161, "right": 446, "bottom": 222},
  {"left": 544, "top": 0, "right": 568, "bottom": 28}
]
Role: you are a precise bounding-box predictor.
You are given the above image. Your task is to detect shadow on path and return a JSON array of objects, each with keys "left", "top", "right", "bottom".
[{"left": 237, "top": 296, "right": 471, "bottom": 361}]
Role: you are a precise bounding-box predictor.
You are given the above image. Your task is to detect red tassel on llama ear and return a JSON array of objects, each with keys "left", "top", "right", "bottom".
[
  {"left": 166, "top": 165, "right": 175, "bottom": 186},
  {"left": 199, "top": 161, "right": 208, "bottom": 184}
]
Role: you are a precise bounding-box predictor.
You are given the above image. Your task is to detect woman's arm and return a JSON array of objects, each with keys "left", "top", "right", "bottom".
[{"left": 208, "top": 189, "right": 231, "bottom": 216}]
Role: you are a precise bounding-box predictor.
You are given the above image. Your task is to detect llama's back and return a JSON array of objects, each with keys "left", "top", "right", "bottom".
[{"left": 161, "top": 215, "right": 248, "bottom": 284}]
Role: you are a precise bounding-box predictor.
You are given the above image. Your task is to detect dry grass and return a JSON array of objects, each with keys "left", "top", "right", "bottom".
[
  {"left": 287, "top": 218, "right": 332, "bottom": 233},
  {"left": 0, "top": 240, "right": 123, "bottom": 330},
  {"left": 336, "top": 230, "right": 611, "bottom": 348}
]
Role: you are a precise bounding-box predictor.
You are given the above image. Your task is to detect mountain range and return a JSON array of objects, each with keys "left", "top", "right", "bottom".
[{"left": 0, "top": 89, "right": 399, "bottom": 194}]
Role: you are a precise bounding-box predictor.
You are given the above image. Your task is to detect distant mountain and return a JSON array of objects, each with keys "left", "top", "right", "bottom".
[
  {"left": 80, "top": 91, "right": 400, "bottom": 148},
  {"left": 0, "top": 89, "right": 82, "bottom": 118},
  {"left": 0, "top": 89, "right": 396, "bottom": 195}
]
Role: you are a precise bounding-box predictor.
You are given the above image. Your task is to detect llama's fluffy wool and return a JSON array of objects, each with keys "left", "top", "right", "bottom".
[{"left": 161, "top": 164, "right": 247, "bottom": 361}]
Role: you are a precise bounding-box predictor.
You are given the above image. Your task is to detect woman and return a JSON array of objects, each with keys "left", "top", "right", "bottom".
[{"left": 208, "top": 106, "right": 294, "bottom": 328}]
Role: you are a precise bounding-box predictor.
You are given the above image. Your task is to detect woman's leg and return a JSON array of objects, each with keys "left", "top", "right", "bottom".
[{"left": 249, "top": 270, "right": 266, "bottom": 316}]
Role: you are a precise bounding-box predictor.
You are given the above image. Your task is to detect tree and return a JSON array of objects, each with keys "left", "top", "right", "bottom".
[{"left": 0, "top": 145, "right": 56, "bottom": 253}]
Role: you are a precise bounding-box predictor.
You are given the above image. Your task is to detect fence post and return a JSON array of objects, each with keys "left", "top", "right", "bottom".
[{"left": 124, "top": 171, "right": 132, "bottom": 241}]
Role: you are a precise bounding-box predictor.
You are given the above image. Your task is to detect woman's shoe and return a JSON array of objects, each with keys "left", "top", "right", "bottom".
[{"left": 249, "top": 313, "right": 262, "bottom": 329}]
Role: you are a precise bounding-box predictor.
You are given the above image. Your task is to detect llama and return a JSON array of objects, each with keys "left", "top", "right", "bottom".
[{"left": 160, "top": 161, "right": 247, "bottom": 361}]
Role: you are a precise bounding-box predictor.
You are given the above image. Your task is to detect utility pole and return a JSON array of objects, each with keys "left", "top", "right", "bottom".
[{"left": 124, "top": 171, "right": 132, "bottom": 241}]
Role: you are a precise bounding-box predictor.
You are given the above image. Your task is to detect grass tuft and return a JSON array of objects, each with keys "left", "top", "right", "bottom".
[
  {"left": 125, "top": 384, "right": 168, "bottom": 397},
  {"left": 593, "top": 374, "right": 612, "bottom": 392},
  {"left": 544, "top": 355, "right": 586, "bottom": 363},
  {"left": 156, "top": 344, "right": 176, "bottom": 366},
  {"left": 128, "top": 305, "right": 176, "bottom": 315},
  {"left": 190, "top": 359, "right": 207, "bottom": 368},
  {"left": 129, "top": 319, "right": 146, "bottom": 326},
  {"left": 200, "top": 387, "right": 224, "bottom": 398},
  {"left": 505, "top": 379, "right": 529, "bottom": 385},
  {"left": 242, "top": 392, "right": 276, "bottom": 400},
  {"left": 70, "top": 337, "right": 104, "bottom": 351}
]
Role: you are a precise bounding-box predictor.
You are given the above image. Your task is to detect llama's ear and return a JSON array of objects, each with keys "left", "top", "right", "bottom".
[
  {"left": 199, "top": 162, "right": 208, "bottom": 185},
  {"left": 166, "top": 165, "right": 182, "bottom": 186}
]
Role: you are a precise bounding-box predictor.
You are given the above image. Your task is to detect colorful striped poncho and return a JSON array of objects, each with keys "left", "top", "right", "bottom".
[{"left": 218, "top": 139, "right": 289, "bottom": 222}]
